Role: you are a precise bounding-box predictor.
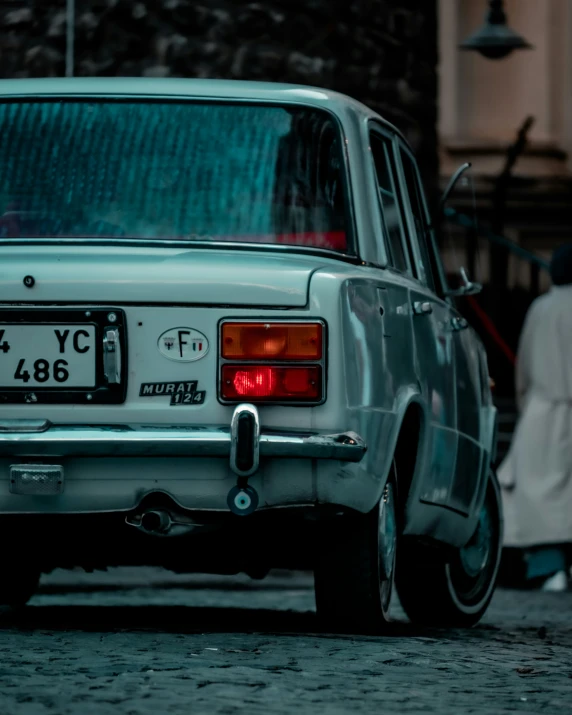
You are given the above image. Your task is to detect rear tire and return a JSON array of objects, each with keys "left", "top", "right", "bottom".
[
  {"left": 314, "top": 468, "right": 397, "bottom": 633},
  {"left": 396, "top": 469, "right": 502, "bottom": 628}
]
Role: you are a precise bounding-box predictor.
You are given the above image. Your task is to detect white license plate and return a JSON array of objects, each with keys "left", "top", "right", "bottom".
[{"left": 0, "top": 324, "right": 96, "bottom": 388}]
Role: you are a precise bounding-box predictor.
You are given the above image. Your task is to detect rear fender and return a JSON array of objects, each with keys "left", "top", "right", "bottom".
[
  {"left": 389, "top": 388, "right": 430, "bottom": 513},
  {"left": 369, "top": 386, "right": 429, "bottom": 514},
  {"left": 384, "top": 388, "right": 479, "bottom": 548}
]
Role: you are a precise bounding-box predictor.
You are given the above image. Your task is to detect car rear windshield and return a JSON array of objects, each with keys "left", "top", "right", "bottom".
[{"left": 0, "top": 100, "right": 351, "bottom": 253}]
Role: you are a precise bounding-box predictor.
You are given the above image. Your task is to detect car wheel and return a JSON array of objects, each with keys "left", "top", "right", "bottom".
[
  {"left": 314, "top": 468, "right": 397, "bottom": 632},
  {"left": 396, "top": 469, "right": 502, "bottom": 628},
  {"left": 0, "top": 562, "right": 40, "bottom": 609}
]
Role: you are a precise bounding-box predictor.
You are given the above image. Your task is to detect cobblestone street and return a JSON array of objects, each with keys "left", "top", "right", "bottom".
[{"left": 0, "top": 569, "right": 571, "bottom": 714}]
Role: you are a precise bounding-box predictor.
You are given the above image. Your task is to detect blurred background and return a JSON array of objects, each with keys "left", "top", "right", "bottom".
[{"left": 1, "top": 0, "right": 571, "bottom": 460}]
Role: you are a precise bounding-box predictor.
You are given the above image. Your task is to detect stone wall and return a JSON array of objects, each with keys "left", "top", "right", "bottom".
[{"left": 0, "top": 0, "right": 438, "bottom": 189}]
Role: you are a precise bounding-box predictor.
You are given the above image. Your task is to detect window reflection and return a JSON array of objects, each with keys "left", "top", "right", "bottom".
[{"left": 0, "top": 101, "right": 350, "bottom": 252}]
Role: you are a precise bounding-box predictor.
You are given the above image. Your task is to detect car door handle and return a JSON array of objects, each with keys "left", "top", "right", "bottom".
[
  {"left": 451, "top": 316, "right": 468, "bottom": 331},
  {"left": 412, "top": 301, "right": 433, "bottom": 316}
]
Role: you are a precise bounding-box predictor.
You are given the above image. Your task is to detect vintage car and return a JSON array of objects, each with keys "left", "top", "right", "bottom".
[{"left": 0, "top": 78, "right": 501, "bottom": 630}]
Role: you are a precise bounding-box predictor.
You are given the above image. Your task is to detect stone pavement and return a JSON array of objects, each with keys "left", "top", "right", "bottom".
[{"left": 0, "top": 568, "right": 571, "bottom": 714}]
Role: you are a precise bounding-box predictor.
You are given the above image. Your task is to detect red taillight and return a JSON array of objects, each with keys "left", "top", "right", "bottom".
[
  {"left": 221, "top": 365, "right": 321, "bottom": 401},
  {"left": 221, "top": 322, "right": 322, "bottom": 360},
  {"left": 230, "top": 366, "right": 277, "bottom": 399}
]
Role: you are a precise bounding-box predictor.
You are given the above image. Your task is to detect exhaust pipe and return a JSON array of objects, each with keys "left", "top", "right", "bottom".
[
  {"left": 139, "top": 509, "right": 172, "bottom": 534},
  {"left": 125, "top": 500, "right": 211, "bottom": 536}
]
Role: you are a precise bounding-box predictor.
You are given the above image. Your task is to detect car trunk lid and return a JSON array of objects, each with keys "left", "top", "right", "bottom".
[{"left": 0, "top": 245, "right": 321, "bottom": 307}]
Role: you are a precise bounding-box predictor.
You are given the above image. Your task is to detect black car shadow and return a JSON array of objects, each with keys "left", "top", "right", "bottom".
[{"left": 0, "top": 602, "right": 499, "bottom": 639}]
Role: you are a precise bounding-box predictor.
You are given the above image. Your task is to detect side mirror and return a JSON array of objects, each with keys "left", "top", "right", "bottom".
[
  {"left": 445, "top": 267, "right": 483, "bottom": 297},
  {"left": 437, "top": 163, "right": 481, "bottom": 298}
]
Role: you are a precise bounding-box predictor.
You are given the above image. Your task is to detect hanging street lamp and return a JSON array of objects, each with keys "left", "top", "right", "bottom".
[{"left": 460, "top": 0, "right": 533, "bottom": 60}]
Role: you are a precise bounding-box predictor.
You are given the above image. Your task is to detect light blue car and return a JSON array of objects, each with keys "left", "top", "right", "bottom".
[{"left": 0, "top": 78, "right": 501, "bottom": 630}]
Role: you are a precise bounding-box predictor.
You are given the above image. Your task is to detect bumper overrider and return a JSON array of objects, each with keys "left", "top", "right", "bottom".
[{"left": 0, "top": 404, "right": 366, "bottom": 516}]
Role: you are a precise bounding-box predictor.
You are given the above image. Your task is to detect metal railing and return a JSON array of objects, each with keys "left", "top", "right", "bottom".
[
  {"left": 443, "top": 206, "right": 551, "bottom": 384},
  {"left": 444, "top": 207, "right": 550, "bottom": 271}
]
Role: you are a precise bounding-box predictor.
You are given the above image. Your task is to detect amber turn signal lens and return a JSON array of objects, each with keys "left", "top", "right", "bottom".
[
  {"left": 221, "top": 365, "right": 322, "bottom": 401},
  {"left": 221, "top": 322, "right": 322, "bottom": 360}
]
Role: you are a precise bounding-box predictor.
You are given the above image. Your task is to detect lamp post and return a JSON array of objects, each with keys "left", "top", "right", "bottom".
[
  {"left": 460, "top": 0, "right": 532, "bottom": 60},
  {"left": 66, "top": 0, "right": 75, "bottom": 77}
]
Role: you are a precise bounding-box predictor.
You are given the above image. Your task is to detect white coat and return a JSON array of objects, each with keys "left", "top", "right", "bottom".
[{"left": 499, "top": 284, "right": 572, "bottom": 547}]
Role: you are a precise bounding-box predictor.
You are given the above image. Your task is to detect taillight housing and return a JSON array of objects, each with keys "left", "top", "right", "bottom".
[
  {"left": 219, "top": 320, "right": 325, "bottom": 404},
  {"left": 221, "top": 322, "right": 322, "bottom": 360}
]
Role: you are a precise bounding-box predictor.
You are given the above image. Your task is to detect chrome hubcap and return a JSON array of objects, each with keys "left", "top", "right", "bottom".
[
  {"left": 379, "top": 483, "right": 397, "bottom": 583},
  {"left": 459, "top": 505, "right": 492, "bottom": 578}
]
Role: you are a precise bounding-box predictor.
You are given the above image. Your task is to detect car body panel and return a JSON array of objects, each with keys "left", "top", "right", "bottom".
[{"left": 0, "top": 245, "right": 322, "bottom": 307}]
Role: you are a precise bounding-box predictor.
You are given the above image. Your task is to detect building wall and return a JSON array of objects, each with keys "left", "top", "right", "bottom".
[
  {"left": 0, "top": 0, "right": 439, "bottom": 190},
  {"left": 439, "top": 0, "right": 572, "bottom": 159},
  {"left": 437, "top": 0, "right": 572, "bottom": 396},
  {"left": 438, "top": 0, "right": 572, "bottom": 292}
]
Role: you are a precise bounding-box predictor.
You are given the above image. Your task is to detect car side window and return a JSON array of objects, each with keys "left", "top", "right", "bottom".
[
  {"left": 370, "top": 133, "right": 410, "bottom": 272},
  {"left": 399, "top": 150, "right": 438, "bottom": 294}
]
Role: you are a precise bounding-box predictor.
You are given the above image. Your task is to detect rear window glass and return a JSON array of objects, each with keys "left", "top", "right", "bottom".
[{"left": 0, "top": 101, "right": 350, "bottom": 253}]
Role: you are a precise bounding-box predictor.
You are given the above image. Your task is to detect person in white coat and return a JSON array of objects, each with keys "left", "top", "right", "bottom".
[{"left": 498, "top": 244, "right": 572, "bottom": 591}]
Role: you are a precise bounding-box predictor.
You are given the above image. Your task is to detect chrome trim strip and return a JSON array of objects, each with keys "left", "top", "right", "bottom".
[
  {"left": 260, "top": 430, "right": 365, "bottom": 460},
  {"left": 0, "top": 238, "right": 359, "bottom": 263},
  {"left": 490, "top": 405, "right": 499, "bottom": 466},
  {"left": 0, "top": 424, "right": 366, "bottom": 462},
  {"left": 0, "top": 419, "right": 51, "bottom": 433}
]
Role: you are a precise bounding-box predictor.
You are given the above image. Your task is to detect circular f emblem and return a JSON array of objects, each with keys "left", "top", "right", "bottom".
[{"left": 157, "top": 327, "right": 209, "bottom": 362}]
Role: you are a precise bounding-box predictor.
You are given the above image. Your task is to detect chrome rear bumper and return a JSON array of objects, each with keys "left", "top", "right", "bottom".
[{"left": 0, "top": 406, "right": 366, "bottom": 467}]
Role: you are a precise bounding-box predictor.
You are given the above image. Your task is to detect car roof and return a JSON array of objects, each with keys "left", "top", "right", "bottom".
[{"left": 0, "top": 77, "right": 406, "bottom": 142}]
